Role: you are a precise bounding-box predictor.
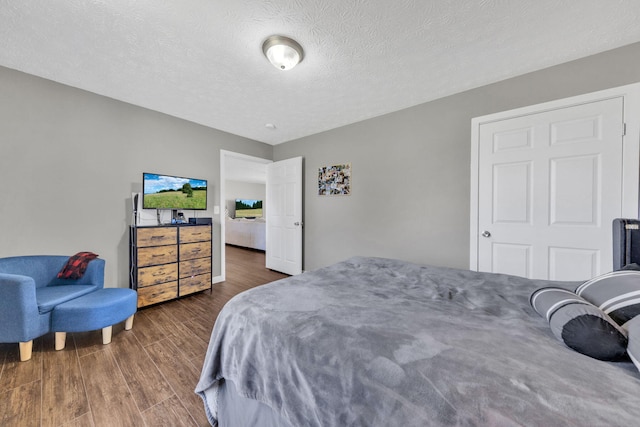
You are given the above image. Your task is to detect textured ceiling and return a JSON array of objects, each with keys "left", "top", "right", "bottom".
[{"left": 1, "top": 1, "right": 640, "bottom": 145}]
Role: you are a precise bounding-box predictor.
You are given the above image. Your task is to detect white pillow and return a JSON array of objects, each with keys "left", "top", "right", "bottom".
[
  {"left": 625, "top": 316, "right": 640, "bottom": 372},
  {"left": 575, "top": 270, "right": 640, "bottom": 327}
]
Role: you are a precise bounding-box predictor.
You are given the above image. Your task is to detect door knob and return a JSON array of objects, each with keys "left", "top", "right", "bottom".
[{"left": 482, "top": 230, "right": 491, "bottom": 238}]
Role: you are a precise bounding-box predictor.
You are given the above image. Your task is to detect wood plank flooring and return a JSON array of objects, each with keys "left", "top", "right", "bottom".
[{"left": 0, "top": 246, "right": 288, "bottom": 427}]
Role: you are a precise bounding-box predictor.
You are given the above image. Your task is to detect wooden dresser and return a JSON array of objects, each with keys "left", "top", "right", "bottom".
[{"left": 129, "top": 224, "right": 212, "bottom": 308}]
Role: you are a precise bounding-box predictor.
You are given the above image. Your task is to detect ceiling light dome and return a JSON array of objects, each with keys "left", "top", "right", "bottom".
[{"left": 262, "top": 35, "right": 304, "bottom": 71}]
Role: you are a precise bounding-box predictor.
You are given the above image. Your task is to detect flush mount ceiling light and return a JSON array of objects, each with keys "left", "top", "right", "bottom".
[{"left": 262, "top": 35, "right": 304, "bottom": 71}]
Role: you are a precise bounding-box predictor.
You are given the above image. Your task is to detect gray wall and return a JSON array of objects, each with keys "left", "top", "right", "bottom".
[
  {"left": 274, "top": 42, "right": 640, "bottom": 272},
  {"left": 0, "top": 66, "right": 273, "bottom": 287},
  {"left": 4, "top": 41, "right": 640, "bottom": 280},
  {"left": 225, "top": 181, "right": 266, "bottom": 218}
]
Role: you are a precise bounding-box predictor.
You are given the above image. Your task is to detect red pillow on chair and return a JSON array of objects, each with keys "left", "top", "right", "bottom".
[{"left": 57, "top": 252, "right": 99, "bottom": 280}]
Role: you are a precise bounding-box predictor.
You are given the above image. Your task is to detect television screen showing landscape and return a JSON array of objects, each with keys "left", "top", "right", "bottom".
[
  {"left": 235, "top": 199, "right": 263, "bottom": 218},
  {"left": 143, "top": 173, "right": 207, "bottom": 210}
]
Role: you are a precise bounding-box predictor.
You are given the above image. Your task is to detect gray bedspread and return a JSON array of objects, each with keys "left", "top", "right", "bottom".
[{"left": 196, "top": 256, "right": 640, "bottom": 426}]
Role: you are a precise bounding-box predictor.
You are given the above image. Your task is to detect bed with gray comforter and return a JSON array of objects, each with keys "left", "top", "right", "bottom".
[{"left": 196, "top": 256, "right": 640, "bottom": 426}]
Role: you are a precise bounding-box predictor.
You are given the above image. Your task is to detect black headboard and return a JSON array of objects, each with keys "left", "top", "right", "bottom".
[{"left": 613, "top": 218, "right": 640, "bottom": 270}]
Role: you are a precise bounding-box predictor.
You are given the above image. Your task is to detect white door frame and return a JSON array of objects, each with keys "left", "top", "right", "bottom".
[
  {"left": 470, "top": 83, "right": 640, "bottom": 271},
  {"left": 219, "top": 150, "right": 272, "bottom": 281}
]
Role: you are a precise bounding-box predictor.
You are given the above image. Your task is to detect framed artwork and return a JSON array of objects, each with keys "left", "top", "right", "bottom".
[{"left": 318, "top": 163, "right": 351, "bottom": 196}]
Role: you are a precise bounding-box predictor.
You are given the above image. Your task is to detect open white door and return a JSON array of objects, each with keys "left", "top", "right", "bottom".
[{"left": 266, "top": 157, "right": 303, "bottom": 275}]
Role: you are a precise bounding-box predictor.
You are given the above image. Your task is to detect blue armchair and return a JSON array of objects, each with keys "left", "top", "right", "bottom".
[{"left": 0, "top": 255, "right": 105, "bottom": 361}]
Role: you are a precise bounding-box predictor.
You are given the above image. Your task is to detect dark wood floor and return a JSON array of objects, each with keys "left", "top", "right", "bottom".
[{"left": 0, "top": 246, "right": 288, "bottom": 427}]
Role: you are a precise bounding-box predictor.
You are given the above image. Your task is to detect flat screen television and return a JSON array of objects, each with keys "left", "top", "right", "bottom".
[
  {"left": 235, "top": 199, "right": 263, "bottom": 218},
  {"left": 142, "top": 172, "right": 207, "bottom": 210}
]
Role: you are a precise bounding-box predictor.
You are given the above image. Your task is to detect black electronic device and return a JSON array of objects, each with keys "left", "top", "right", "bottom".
[{"left": 189, "top": 217, "right": 212, "bottom": 225}]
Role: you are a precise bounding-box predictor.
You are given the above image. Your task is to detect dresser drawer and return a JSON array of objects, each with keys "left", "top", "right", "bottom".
[
  {"left": 179, "top": 257, "right": 211, "bottom": 278},
  {"left": 137, "top": 263, "right": 178, "bottom": 288},
  {"left": 137, "top": 281, "right": 178, "bottom": 308},
  {"left": 180, "top": 273, "right": 211, "bottom": 296},
  {"left": 179, "top": 225, "right": 211, "bottom": 244},
  {"left": 137, "top": 245, "right": 177, "bottom": 267},
  {"left": 135, "top": 227, "right": 177, "bottom": 247},
  {"left": 180, "top": 241, "right": 211, "bottom": 261}
]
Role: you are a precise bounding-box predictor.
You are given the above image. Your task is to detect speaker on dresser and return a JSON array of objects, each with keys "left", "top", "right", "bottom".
[
  {"left": 189, "top": 217, "right": 213, "bottom": 225},
  {"left": 132, "top": 192, "right": 160, "bottom": 226},
  {"left": 131, "top": 192, "right": 140, "bottom": 226}
]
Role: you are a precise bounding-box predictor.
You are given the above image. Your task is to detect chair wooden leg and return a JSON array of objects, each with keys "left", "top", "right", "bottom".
[
  {"left": 55, "top": 332, "right": 67, "bottom": 351},
  {"left": 125, "top": 314, "right": 134, "bottom": 330},
  {"left": 102, "top": 325, "right": 112, "bottom": 345},
  {"left": 19, "top": 341, "right": 33, "bottom": 362}
]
